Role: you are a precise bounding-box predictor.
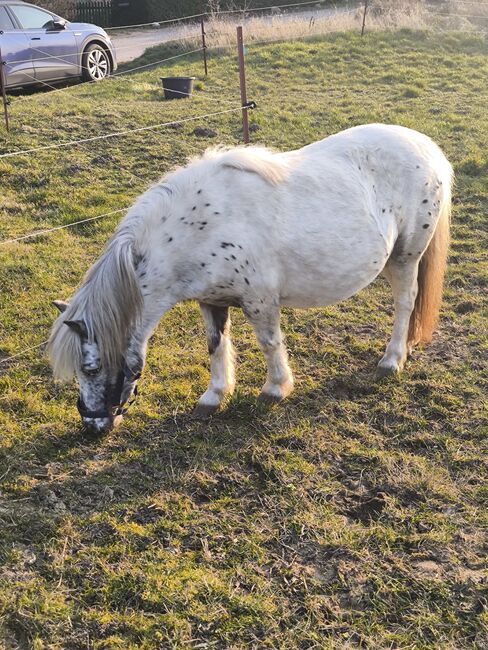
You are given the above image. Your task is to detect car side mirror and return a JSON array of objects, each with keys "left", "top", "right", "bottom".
[{"left": 50, "top": 19, "right": 67, "bottom": 31}]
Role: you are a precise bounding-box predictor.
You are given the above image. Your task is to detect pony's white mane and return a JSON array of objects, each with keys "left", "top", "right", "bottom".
[
  {"left": 200, "top": 145, "right": 292, "bottom": 186},
  {"left": 48, "top": 145, "right": 290, "bottom": 381},
  {"left": 48, "top": 220, "right": 144, "bottom": 381}
]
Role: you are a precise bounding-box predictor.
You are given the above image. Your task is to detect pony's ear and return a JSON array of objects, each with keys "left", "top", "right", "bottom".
[
  {"left": 53, "top": 300, "right": 69, "bottom": 313},
  {"left": 64, "top": 320, "right": 88, "bottom": 339}
]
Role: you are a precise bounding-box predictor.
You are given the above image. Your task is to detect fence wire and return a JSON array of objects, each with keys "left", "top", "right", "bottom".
[
  {"left": 104, "top": 0, "right": 338, "bottom": 31},
  {"left": 9, "top": 47, "right": 206, "bottom": 106},
  {"left": 0, "top": 105, "right": 244, "bottom": 160},
  {"left": 0, "top": 340, "right": 50, "bottom": 366}
]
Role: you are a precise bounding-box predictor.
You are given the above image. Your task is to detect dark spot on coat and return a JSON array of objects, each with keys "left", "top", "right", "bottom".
[
  {"left": 408, "top": 253, "right": 412, "bottom": 256},
  {"left": 142, "top": 284, "right": 147, "bottom": 289},
  {"left": 422, "top": 199, "right": 428, "bottom": 204},
  {"left": 244, "top": 278, "right": 250, "bottom": 285},
  {"left": 205, "top": 203, "right": 210, "bottom": 207},
  {"left": 382, "top": 208, "right": 385, "bottom": 213},
  {"left": 231, "top": 254, "right": 236, "bottom": 260},
  {"left": 168, "top": 237, "right": 173, "bottom": 243},
  {"left": 201, "top": 263, "right": 206, "bottom": 267},
  {"left": 234, "top": 268, "right": 239, "bottom": 273},
  {"left": 423, "top": 224, "right": 429, "bottom": 229},
  {"left": 428, "top": 211, "right": 432, "bottom": 216},
  {"left": 211, "top": 253, "right": 216, "bottom": 257},
  {"left": 214, "top": 211, "right": 220, "bottom": 215},
  {"left": 254, "top": 309, "right": 260, "bottom": 315},
  {"left": 197, "top": 189, "right": 202, "bottom": 194},
  {"left": 192, "top": 206, "right": 196, "bottom": 211}
]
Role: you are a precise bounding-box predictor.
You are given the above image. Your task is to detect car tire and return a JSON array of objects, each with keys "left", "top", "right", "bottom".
[{"left": 82, "top": 44, "right": 111, "bottom": 82}]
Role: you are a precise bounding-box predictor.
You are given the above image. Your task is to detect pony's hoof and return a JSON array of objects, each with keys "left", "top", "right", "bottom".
[
  {"left": 375, "top": 364, "right": 400, "bottom": 380},
  {"left": 192, "top": 403, "right": 219, "bottom": 419},
  {"left": 257, "top": 392, "right": 283, "bottom": 405}
]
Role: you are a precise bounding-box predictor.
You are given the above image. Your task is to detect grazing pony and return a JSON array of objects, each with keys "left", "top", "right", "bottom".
[{"left": 49, "top": 124, "right": 452, "bottom": 434}]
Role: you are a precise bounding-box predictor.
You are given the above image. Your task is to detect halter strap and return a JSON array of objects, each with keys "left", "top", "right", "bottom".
[{"left": 77, "top": 360, "right": 141, "bottom": 420}]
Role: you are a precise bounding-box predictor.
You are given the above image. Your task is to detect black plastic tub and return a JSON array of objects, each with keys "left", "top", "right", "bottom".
[{"left": 161, "top": 77, "right": 195, "bottom": 100}]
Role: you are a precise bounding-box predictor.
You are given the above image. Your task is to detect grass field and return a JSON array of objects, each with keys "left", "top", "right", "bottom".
[{"left": 0, "top": 28, "right": 487, "bottom": 649}]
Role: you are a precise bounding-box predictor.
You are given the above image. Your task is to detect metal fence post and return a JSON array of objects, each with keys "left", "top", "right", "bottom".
[
  {"left": 201, "top": 18, "right": 208, "bottom": 77},
  {"left": 237, "top": 26, "right": 249, "bottom": 144},
  {"left": 361, "top": 0, "right": 369, "bottom": 36},
  {"left": 0, "top": 42, "right": 10, "bottom": 132}
]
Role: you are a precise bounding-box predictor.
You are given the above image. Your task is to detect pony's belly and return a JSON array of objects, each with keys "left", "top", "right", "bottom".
[
  {"left": 279, "top": 276, "right": 377, "bottom": 308},
  {"left": 278, "top": 241, "right": 388, "bottom": 308}
]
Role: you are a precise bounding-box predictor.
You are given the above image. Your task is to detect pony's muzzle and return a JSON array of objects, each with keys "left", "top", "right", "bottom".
[{"left": 82, "top": 414, "right": 123, "bottom": 435}]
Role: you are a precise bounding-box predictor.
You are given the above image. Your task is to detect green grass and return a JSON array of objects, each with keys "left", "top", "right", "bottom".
[{"left": 1, "top": 29, "right": 487, "bottom": 649}]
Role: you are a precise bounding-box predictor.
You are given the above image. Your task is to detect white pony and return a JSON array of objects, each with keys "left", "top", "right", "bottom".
[{"left": 49, "top": 124, "right": 452, "bottom": 434}]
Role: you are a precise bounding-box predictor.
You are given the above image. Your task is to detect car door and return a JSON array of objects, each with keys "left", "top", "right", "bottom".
[
  {"left": 9, "top": 3, "right": 78, "bottom": 82},
  {"left": 0, "top": 5, "right": 33, "bottom": 88}
]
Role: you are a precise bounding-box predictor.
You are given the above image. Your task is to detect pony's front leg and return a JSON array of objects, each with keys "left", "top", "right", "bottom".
[
  {"left": 194, "top": 303, "right": 235, "bottom": 418},
  {"left": 244, "top": 303, "right": 294, "bottom": 403}
]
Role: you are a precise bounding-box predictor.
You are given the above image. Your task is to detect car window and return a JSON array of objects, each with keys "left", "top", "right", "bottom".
[
  {"left": 0, "top": 6, "right": 15, "bottom": 30},
  {"left": 10, "top": 4, "right": 54, "bottom": 29}
]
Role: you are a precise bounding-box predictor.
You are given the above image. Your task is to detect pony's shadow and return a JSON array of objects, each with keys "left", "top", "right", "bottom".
[{"left": 2, "top": 358, "right": 395, "bottom": 556}]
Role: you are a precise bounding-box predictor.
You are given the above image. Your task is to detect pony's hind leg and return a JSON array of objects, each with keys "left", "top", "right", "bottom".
[
  {"left": 377, "top": 258, "right": 419, "bottom": 378},
  {"left": 194, "top": 303, "right": 235, "bottom": 418},
  {"left": 244, "top": 303, "right": 294, "bottom": 403}
]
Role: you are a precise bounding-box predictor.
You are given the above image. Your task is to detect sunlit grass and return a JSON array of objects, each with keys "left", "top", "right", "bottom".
[{"left": 0, "top": 29, "right": 487, "bottom": 649}]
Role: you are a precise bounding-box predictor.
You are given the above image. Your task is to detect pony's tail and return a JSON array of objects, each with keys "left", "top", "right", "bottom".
[{"left": 408, "top": 174, "right": 452, "bottom": 347}]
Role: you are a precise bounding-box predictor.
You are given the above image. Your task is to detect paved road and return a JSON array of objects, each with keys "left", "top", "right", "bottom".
[{"left": 111, "top": 6, "right": 355, "bottom": 64}]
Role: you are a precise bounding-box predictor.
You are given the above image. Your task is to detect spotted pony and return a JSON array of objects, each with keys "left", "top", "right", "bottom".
[{"left": 49, "top": 124, "right": 452, "bottom": 434}]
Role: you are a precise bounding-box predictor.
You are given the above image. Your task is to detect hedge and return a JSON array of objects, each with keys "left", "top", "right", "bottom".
[
  {"left": 33, "top": 1, "right": 331, "bottom": 28},
  {"left": 112, "top": 1, "right": 330, "bottom": 27}
]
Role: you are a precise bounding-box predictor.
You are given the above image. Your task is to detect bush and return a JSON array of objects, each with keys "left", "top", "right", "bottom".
[
  {"left": 112, "top": 1, "right": 329, "bottom": 27},
  {"left": 31, "top": 0, "right": 77, "bottom": 20}
]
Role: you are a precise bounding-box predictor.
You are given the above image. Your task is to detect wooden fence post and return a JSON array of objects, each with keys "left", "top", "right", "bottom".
[
  {"left": 236, "top": 26, "right": 249, "bottom": 144},
  {"left": 201, "top": 18, "right": 208, "bottom": 77},
  {"left": 0, "top": 43, "right": 10, "bottom": 132},
  {"left": 361, "top": 0, "right": 369, "bottom": 36}
]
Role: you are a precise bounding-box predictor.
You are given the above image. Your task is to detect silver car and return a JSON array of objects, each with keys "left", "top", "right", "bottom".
[{"left": 0, "top": 0, "right": 117, "bottom": 89}]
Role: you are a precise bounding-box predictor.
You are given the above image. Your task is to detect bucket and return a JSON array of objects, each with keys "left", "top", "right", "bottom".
[{"left": 161, "top": 77, "right": 195, "bottom": 100}]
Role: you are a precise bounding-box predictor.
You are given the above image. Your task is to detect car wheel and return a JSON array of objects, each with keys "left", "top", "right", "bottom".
[{"left": 82, "top": 44, "right": 111, "bottom": 82}]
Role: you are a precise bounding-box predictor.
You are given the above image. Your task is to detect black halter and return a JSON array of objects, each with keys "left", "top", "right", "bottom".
[{"left": 77, "top": 360, "right": 141, "bottom": 420}]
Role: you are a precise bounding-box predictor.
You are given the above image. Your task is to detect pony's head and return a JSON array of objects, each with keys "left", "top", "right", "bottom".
[{"left": 50, "top": 300, "right": 142, "bottom": 435}]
